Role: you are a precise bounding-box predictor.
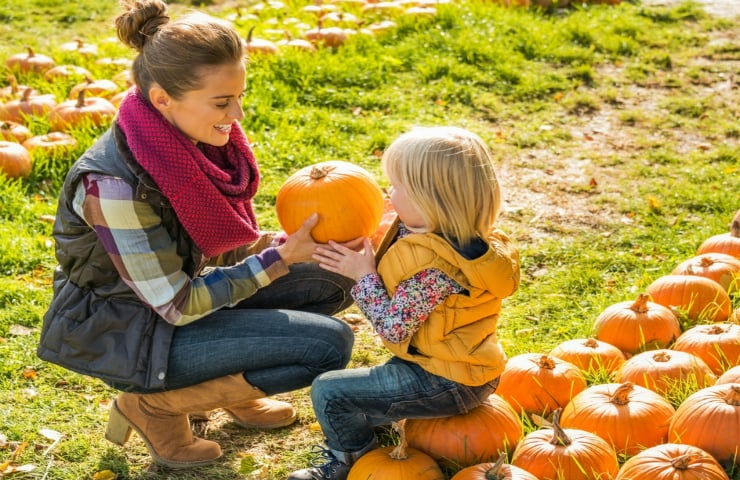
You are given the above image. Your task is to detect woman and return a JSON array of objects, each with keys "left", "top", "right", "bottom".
[{"left": 36, "top": 0, "right": 357, "bottom": 469}]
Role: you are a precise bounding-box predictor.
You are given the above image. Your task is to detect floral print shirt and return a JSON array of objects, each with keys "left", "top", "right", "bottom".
[{"left": 351, "top": 225, "right": 466, "bottom": 344}]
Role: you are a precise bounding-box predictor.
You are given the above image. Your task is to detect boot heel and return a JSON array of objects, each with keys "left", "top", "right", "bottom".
[{"left": 105, "top": 401, "right": 133, "bottom": 445}]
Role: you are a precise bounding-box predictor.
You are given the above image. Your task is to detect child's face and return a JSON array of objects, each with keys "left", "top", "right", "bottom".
[{"left": 389, "top": 182, "right": 426, "bottom": 231}]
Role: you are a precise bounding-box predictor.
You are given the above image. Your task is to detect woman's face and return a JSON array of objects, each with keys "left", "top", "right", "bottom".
[
  {"left": 155, "top": 61, "right": 246, "bottom": 146},
  {"left": 389, "top": 181, "right": 427, "bottom": 231}
]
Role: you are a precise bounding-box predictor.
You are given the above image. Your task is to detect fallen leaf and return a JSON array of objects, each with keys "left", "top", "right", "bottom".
[
  {"left": 92, "top": 469, "right": 118, "bottom": 480},
  {"left": 8, "top": 325, "right": 33, "bottom": 336},
  {"left": 22, "top": 369, "right": 37, "bottom": 380}
]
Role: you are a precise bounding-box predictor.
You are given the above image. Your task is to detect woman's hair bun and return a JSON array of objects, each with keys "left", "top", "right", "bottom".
[{"left": 115, "top": 0, "right": 170, "bottom": 52}]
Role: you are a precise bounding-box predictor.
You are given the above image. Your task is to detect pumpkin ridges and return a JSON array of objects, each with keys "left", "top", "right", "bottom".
[
  {"left": 671, "top": 323, "right": 740, "bottom": 375},
  {"left": 697, "top": 210, "right": 740, "bottom": 259},
  {"left": 615, "top": 443, "right": 730, "bottom": 480},
  {"left": 615, "top": 349, "right": 717, "bottom": 396},
  {"left": 645, "top": 274, "right": 732, "bottom": 322}
]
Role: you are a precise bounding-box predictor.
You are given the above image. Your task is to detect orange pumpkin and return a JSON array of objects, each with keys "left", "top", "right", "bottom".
[
  {"left": 671, "top": 323, "right": 740, "bottom": 375},
  {"left": 495, "top": 353, "right": 587, "bottom": 417},
  {"left": 0, "top": 121, "right": 32, "bottom": 143},
  {"left": 450, "top": 454, "right": 538, "bottom": 480},
  {"left": 548, "top": 338, "right": 625, "bottom": 373},
  {"left": 48, "top": 89, "right": 116, "bottom": 131},
  {"left": 615, "top": 443, "right": 730, "bottom": 480},
  {"left": 716, "top": 365, "right": 740, "bottom": 384},
  {"left": 69, "top": 76, "right": 120, "bottom": 100},
  {"left": 275, "top": 160, "right": 384, "bottom": 243},
  {"left": 244, "top": 26, "right": 279, "bottom": 55},
  {"left": 615, "top": 349, "right": 716, "bottom": 396},
  {"left": 44, "top": 65, "right": 93, "bottom": 83},
  {"left": 347, "top": 421, "right": 444, "bottom": 480},
  {"left": 0, "top": 75, "right": 36, "bottom": 101},
  {"left": 668, "top": 383, "right": 740, "bottom": 465},
  {"left": 697, "top": 210, "right": 740, "bottom": 259},
  {"left": 304, "top": 21, "right": 349, "bottom": 48},
  {"left": 0, "top": 140, "right": 32, "bottom": 178},
  {"left": 592, "top": 293, "right": 681, "bottom": 356},
  {"left": 559, "top": 382, "right": 675, "bottom": 456},
  {"left": 0, "top": 88, "right": 57, "bottom": 124},
  {"left": 6, "top": 46, "right": 55, "bottom": 74},
  {"left": 404, "top": 395, "right": 523, "bottom": 467},
  {"left": 511, "top": 408, "right": 619, "bottom": 480},
  {"left": 672, "top": 253, "right": 740, "bottom": 293},
  {"left": 23, "top": 132, "right": 78, "bottom": 156},
  {"left": 645, "top": 274, "right": 732, "bottom": 322}
]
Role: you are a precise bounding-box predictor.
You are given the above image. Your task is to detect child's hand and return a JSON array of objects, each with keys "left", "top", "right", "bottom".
[{"left": 314, "top": 237, "right": 376, "bottom": 281}]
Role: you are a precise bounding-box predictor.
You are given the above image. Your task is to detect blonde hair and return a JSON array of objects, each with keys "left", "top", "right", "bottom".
[
  {"left": 382, "top": 126, "right": 502, "bottom": 246},
  {"left": 115, "top": 0, "right": 244, "bottom": 100}
]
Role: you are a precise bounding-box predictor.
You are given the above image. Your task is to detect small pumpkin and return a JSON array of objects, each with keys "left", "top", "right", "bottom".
[
  {"left": 615, "top": 443, "right": 730, "bottom": 480},
  {"left": 6, "top": 46, "right": 56, "bottom": 74},
  {"left": 44, "top": 64, "right": 93, "bottom": 83},
  {"left": 275, "top": 160, "right": 384, "bottom": 243},
  {"left": 0, "top": 140, "right": 32, "bottom": 178},
  {"left": 615, "top": 349, "right": 716, "bottom": 396},
  {"left": 244, "top": 26, "right": 279, "bottom": 55},
  {"left": 672, "top": 252, "right": 740, "bottom": 293},
  {"left": 645, "top": 274, "right": 732, "bottom": 322},
  {"left": 304, "top": 20, "right": 349, "bottom": 48},
  {"left": 495, "top": 353, "right": 588, "bottom": 417},
  {"left": 0, "top": 75, "right": 36, "bottom": 101},
  {"left": 592, "top": 293, "right": 681, "bottom": 356},
  {"left": 59, "top": 37, "right": 99, "bottom": 56},
  {"left": 48, "top": 89, "right": 117, "bottom": 131},
  {"left": 23, "top": 132, "right": 78, "bottom": 156},
  {"left": 697, "top": 210, "right": 740, "bottom": 259},
  {"left": 511, "top": 408, "right": 619, "bottom": 480},
  {"left": 671, "top": 323, "right": 740, "bottom": 375},
  {"left": 347, "top": 420, "right": 444, "bottom": 480},
  {"left": 0, "top": 88, "right": 57, "bottom": 124},
  {"left": 559, "top": 382, "right": 675, "bottom": 456},
  {"left": 0, "top": 121, "right": 32, "bottom": 143},
  {"left": 404, "top": 395, "right": 523, "bottom": 467},
  {"left": 716, "top": 365, "right": 740, "bottom": 384},
  {"left": 69, "top": 76, "right": 120, "bottom": 100},
  {"left": 668, "top": 383, "right": 740, "bottom": 465},
  {"left": 450, "top": 454, "right": 538, "bottom": 480},
  {"left": 548, "top": 338, "right": 626, "bottom": 373}
]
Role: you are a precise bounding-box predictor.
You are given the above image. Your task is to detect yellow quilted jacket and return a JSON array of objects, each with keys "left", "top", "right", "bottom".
[{"left": 377, "top": 228, "right": 520, "bottom": 386}]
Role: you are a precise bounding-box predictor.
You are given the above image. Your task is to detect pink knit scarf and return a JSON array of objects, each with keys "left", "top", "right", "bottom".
[{"left": 116, "top": 88, "right": 260, "bottom": 257}]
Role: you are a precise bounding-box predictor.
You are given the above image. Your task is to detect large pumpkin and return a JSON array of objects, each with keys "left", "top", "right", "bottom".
[
  {"left": 495, "top": 353, "right": 587, "bottom": 417},
  {"left": 716, "top": 365, "right": 740, "bottom": 385},
  {"left": 615, "top": 349, "right": 716, "bottom": 396},
  {"left": 347, "top": 421, "right": 444, "bottom": 480},
  {"left": 592, "top": 293, "right": 681, "bottom": 356},
  {"left": 615, "top": 443, "right": 730, "bottom": 480},
  {"left": 511, "top": 408, "right": 619, "bottom": 480},
  {"left": 404, "top": 395, "right": 523, "bottom": 467},
  {"left": 671, "top": 323, "right": 740, "bottom": 375},
  {"left": 276, "top": 160, "right": 384, "bottom": 243},
  {"left": 0, "top": 140, "right": 32, "bottom": 178},
  {"left": 668, "top": 383, "right": 740, "bottom": 465},
  {"left": 645, "top": 274, "right": 732, "bottom": 322},
  {"left": 697, "top": 209, "right": 740, "bottom": 259},
  {"left": 672, "top": 253, "right": 740, "bottom": 294},
  {"left": 559, "top": 382, "right": 675, "bottom": 456}
]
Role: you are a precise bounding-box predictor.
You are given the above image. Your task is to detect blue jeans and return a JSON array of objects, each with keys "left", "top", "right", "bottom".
[
  {"left": 310, "top": 356, "right": 499, "bottom": 463},
  {"left": 162, "top": 263, "right": 356, "bottom": 394}
]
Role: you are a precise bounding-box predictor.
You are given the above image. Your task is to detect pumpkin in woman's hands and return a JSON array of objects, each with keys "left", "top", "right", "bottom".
[
  {"left": 0, "top": 140, "right": 32, "bottom": 178},
  {"left": 276, "top": 160, "right": 384, "bottom": 243}
]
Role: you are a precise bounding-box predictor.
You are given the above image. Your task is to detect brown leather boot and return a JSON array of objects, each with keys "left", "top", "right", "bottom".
[
  {"left": 224, "top": 398, "right": 297, "bottom": 429},
  {"left": 106, "top": 392, "right": 222, "bottom": 469},
  {"left": 105, "top": 373, "right": 270, "bottom": 468}
]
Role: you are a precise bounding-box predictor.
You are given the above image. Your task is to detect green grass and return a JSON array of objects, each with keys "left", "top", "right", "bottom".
[{"left": 0, "top": 0, "right": 739, "bottom": 478}]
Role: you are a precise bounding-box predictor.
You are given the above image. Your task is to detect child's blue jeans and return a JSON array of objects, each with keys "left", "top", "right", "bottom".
[{"left": 310, "top": 356, "right": 500, "bottom": 463}]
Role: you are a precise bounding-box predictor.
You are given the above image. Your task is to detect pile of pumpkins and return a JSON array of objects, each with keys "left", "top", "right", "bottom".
[{"left": 348, "top": 210, "right": 740, "bottom": 479}]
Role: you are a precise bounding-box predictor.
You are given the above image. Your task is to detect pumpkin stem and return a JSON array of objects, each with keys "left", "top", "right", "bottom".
[
  {"left": 548, "top": 409, "right": 572, "bottom": 447},
  {"left": 725, "top": 385, "right": 740, "bottom": 407},
  {"left": 484, "top": 454, "right": 508, "bottom": 480},
  {"left": 75, "top": 88, "right": 87, "bottom": 108},
  {"left": 630, "top": 294, "right": 650, "bottom": 313},
  {"left": 699, "top": 256, "right": 714, "bottom": 267},
  {"left": 583, "top": 338, "right": 599, "bottom": 349},
  {"left": 389, "top": 419, "right": 409, "bottom": 460},
  {"left": 309, "top": 164, "right": 332, "bottom": 180},
  {"left": 670, "top": 453, "right": 702, "bottom": 470},
  {"left": 731, "top": 210, "right": 740, "bottom": 238},
  {"left": 21, "top": 87, "right": 33, "bottom": 102},
  {"left": 610, "top": 382, "right": 634, "bottom": 405},
  {"left": 652, "top": 351, "right": 671, "bottom": 363},
  {"left": 535, "top": 355, "right": 557, "bottom": 370}
]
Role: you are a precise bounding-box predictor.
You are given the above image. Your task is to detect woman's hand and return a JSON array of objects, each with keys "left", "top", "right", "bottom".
[
  {"left": 314, "top": 237, "right": 376, "bottom": 281},
  {"left": 275, "top": 213, "right": 321, "bottom": 265}
]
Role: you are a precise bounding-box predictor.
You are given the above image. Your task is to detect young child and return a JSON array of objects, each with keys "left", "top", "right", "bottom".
[{"left": 288, "top": 126, "right": 521, "bottom": 480}]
